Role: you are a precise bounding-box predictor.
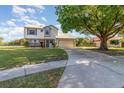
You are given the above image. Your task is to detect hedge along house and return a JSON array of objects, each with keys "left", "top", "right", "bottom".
[
  {"left": 24, "top": 25, "right": 76, "bottom": 48},
  {"left": 93, "top": 36, "right": 124, "bottom": 48}
]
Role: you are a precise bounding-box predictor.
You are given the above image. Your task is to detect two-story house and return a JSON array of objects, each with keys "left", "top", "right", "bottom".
[{"left": 24, "top": 25, "right": 75, "bottom": 48}]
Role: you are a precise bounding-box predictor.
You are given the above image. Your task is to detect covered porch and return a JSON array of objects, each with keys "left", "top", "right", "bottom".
[
  {"left": 26, "top": 39, "right": 56, "bottom": 48},
  {"left": 40, "top": 39, "right": 56, "bottom": 48}
]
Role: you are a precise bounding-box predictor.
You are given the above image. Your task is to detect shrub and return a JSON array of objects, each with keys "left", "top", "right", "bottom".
[
  {"left": 23, "top": 41, "right": 29, "bottom": 47},
  {"left": 120, "top": 39, "right": 124, "bottom": 43},
  {"left": 76, "top": 38, "right": 95, "bottom": 47},
  {"left": 110, "top": 40, "right": 119, "bottom": 45},
  {"left": 76, "top": 38, "right": 83, "bottom": 46},
  {"left": 7, "top": 39, "right": 25, "bottom": 46}
]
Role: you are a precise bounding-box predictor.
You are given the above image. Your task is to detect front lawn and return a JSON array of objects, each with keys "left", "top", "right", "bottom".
[
  {"left": 0, "top": 67, "right": 64, "bottom": 88},
  {"left": 0, "top": 46, "right": 68, "bottom": 70},
  {"left": 85, "top": 47, "right": 124, "bottom": 56}
]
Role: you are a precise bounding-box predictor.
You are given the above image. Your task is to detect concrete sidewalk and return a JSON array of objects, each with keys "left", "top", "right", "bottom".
[
  {"left": 58, "top": 48, "right": 124, "bottom": 88},
  {"left": 0, "top": 60, "right": 67, "bottom": 81}
]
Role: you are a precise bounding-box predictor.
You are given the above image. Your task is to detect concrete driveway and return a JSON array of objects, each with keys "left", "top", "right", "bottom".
[{"left": 58, "top": 48, "right": 124, "bottom": 88}]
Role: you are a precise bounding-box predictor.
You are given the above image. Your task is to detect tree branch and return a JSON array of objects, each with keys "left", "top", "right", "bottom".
[
  {"left": 82, "top": 19, "right": 101, "bottom": 38},
  {"left": 105, "top": 11, "right": 120, "bottom": 36},
  {"left": 107, "top": 24, "right": 124, "bottom": 39}
]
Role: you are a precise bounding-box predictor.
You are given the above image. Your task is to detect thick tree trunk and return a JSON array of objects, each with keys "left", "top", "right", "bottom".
[{"left": 99, "top": 37, "right": 108, "bottom": 51}]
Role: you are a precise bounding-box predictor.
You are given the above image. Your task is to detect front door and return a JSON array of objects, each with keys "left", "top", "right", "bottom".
[
  {"left": 40, "top": 42, "right": 44, "bottom": 47},
  {"left": 45, "top": 40, "right": 49, "bottom": 48}
]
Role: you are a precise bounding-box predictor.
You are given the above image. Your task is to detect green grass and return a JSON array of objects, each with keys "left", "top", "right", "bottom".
[
  {"left": 0, "top": 67, "right": 65, "bottom": 88},
  {"left": 85, "top": 47, "right": 124, "bottom": 56},
  {"left": 0, "top": 46, "right": 68, "bottom": 70}
]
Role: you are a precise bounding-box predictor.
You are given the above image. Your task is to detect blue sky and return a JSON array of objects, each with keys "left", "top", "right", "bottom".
[{"left": 0, "top": 5, "right": 84, "bottom": 41}]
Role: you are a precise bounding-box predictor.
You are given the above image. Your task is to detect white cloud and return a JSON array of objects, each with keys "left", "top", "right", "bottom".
[
  {"left": 0, "top": 28, "right": 10, "bottom": 34},
  {"left": 12, "top": 5, "right": 46, "bottom": 27},
  {"left": 1, "top": 19, "right": 17, "bottom": 27},
  {"left": 6, "top": 21, "right": 16, "bottom": 27},
  {"left": 23, "top": 18, "right": 45, "bottom": 26},
  {"left": 29, "top": 5, "right": 45, "bottom": 13},
  {"left": 56, "top": 24, "right": 61, "bottom": 28},
  {"left": 20, "top": 15, "right": 30, "bottom": 21},
  {"left": 12, "top": 6, "right": 27, "bottom": 17},
  {"left": 11, "top": 19, "right": 16, "bottom": 22},
  {"left": 26, "top": 8, "right": 36, "bottom": 14},
  {"left": 11, "top": 27, "right": 24, "bottom": 35},
  {"left": 12, "top": 6, "right": 36, "bottom": 18},
  {"left": 41, "top": 17, "right": 47, "bottom": 22},
  {"left": 31, "top": 5, "right": 45, "bottom": 10},
  {"left": 12, "top": 5, "right": 44, "bottom": 17},
  {"left": 0, "top": 27, "right": 24, "bottom": 41},
  {"left": 55, "top": 24, "right": 61, "bottom": 30},
  {"left": 14, "top": 12, "right": 45, "bottom": 27}
]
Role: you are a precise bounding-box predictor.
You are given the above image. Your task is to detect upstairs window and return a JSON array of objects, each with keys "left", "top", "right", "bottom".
[
  {"left": 44, "top": 27, "right": 51, "bottom": 36},
  {"left": 44, "top": 29, "right": 50, "bottom": 36},
  {"left": 27, "top": 29, "right": 37, "bottom": 35},
  {"left": 45, "top": 29, "right": 50, "bottom": 36}
]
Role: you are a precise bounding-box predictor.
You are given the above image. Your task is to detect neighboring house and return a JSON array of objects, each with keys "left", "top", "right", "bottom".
[
  {"left": 93, "top": 36, "right": 124, "bottom": 48},
  {"left": 24, "top": 25, "right": 75, "bottom": 48}
]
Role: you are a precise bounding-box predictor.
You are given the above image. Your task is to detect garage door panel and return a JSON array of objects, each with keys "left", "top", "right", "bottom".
[{"left": 59, "top": 39, "right": 74, "bottom": 48}]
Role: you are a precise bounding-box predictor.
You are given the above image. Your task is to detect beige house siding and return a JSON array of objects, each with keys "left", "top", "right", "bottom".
[
  {"left": 93, "top": 36, "right": 124, "bottom": 48},
  {"left": 58, "top": 39, "right": 75, "bottom": 48},
  {"left": 24, "top": 28, "right": 44, "bottom": 39},
  {"left": 94, "top": 40, "right": 122, "bottom": 48},
  {"left": 44, "top": 27, "right": 58, "bottom": 39},
  {"left": 94, "top": 41, "right": 100, "bottom": 47}
]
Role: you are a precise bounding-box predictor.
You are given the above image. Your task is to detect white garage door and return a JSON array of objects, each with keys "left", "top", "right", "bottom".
[{"left": 59, "top": 39, "right": 74, "bottom": 48}]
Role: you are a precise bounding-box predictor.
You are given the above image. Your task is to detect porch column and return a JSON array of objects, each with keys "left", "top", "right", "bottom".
[
  {"left": 120, "top": 42, "right": 122, "bottom": 48},
  {"left": 57, "top": 39, "right": 59, "bottom": 47},
  {"left": 44, "top": 39, "right": 46, "bottom": 47}
]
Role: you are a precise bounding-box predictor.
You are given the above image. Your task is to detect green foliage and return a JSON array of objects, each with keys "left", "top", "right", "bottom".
[
  {"left": 0, "top": 42, "right": 3, "bottom": 45},
  {"left": 23, "top": 41, "right": 29, "bottom": 47},
  {"left": 120, "top": 38, "right": 124, "bottom": 43},
  {"left": 56, "top": 6, "right": 124, "bottom": 34},
  {"left": 76, "top": 38, "right": 83, "bottom": 46},
  {"left": 0, "top": 37, "right": 4, "bottom": 45},
  {"left": 56, "top": 6, "right": 124, "bottom": 50},
  {"left": 82, "top": 39, "right": 95, "bottom": 47},
  {"left": 8, "top": 39, "right": 25, "bottom": 46},
  {"left": 76, "top": 38, "right": 95, "bottom": 46},
  {"left": 110, "top": 40, "right": 120, "bottom": 45}
]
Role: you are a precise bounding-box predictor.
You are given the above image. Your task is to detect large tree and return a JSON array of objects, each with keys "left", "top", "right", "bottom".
[{"left": 56, "top": 6, "right": 124, "bottom": 50}]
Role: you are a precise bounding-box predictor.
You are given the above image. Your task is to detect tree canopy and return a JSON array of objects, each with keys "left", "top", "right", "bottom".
[{"left": 56, "top": 6, "right": 124, "bottom": 50}]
